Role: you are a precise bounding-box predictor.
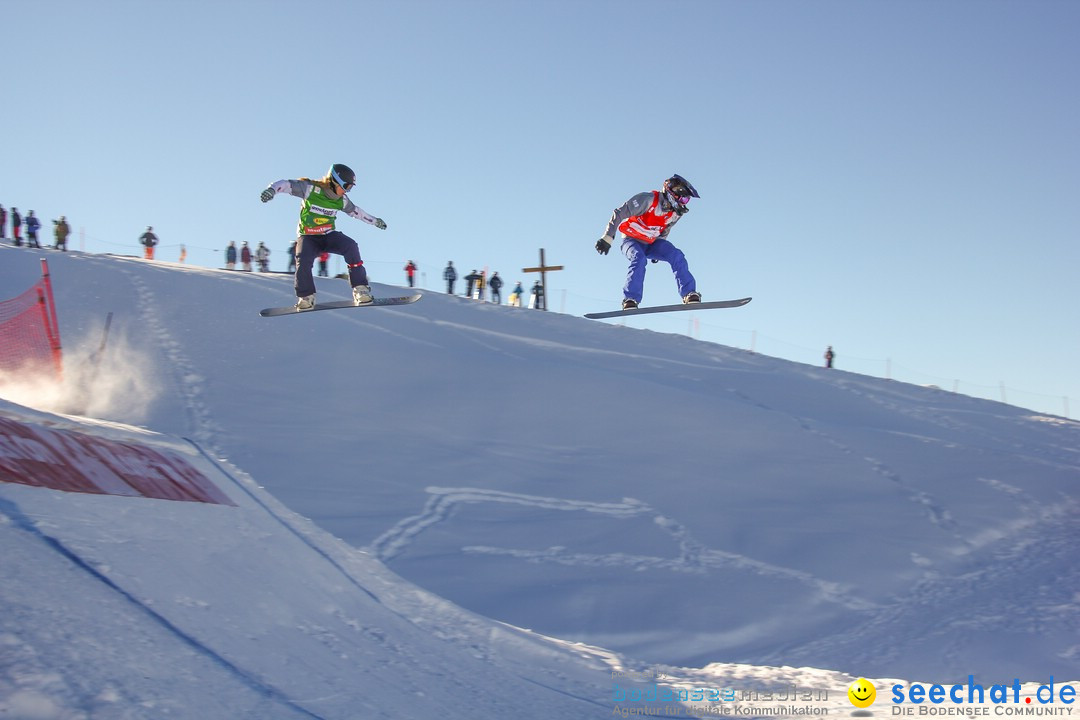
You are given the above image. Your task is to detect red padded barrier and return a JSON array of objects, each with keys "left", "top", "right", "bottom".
[{"left": 0, "top": 416, "right": 234, "bottom": 505}]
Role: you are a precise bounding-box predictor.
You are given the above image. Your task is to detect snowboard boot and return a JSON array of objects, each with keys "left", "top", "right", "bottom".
[
  {"left": 352, "top": 284, "right": 374, "bottom": 305},
  {"left": 296, "top": 294, "right": 316, "bottom": 311},
  {"left": 682, "top": 291, "right": 702, "bottom": 304},
  {"left": 622, "top": 299, "right": 639, "bottom": 310}
]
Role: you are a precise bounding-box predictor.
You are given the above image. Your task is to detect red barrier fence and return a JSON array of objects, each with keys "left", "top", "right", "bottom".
[{"left": 0, "top": 259, "right": 62, "bottom": 379}]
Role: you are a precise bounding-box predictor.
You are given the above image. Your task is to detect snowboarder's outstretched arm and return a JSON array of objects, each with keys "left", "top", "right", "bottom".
[
  {"left": 342, "top": 197, "right": 387, "bottom": 230},
  {"left": 260, "top": 179, "right": 299, "bottom": 202},
  {"left": 260, "top": 179, "right": 387, "bottom": 229}
]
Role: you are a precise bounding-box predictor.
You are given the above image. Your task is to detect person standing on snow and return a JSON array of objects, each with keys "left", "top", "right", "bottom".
[
  {"left": 595, "top": 174, "right": 702, "bottom": 310},
  {"left": 509, "top": 281, "right": 524, "bottom": 307},
  {"left": 11, "top": 208, "right": 22, "bottom": 246},
  {"left": 443, "top": 261, "right": 457, "bottom": 294},
  {"left": 529, "top": 280, "right": 544, "bottom": 309},
  {"left": 53, "top": 216, "right": 70, "bottom": 251},
  {"left": 256, "top": 241, "right": 271, "bottom": 272},
  {"left": 464, "top": 269, "right": 480, "bottom": 299},
  {"left": 140, "top": 226, "right": 158, "bottom": 259},
  {"left": 25, "top": 211, "right": 41, "bottom": 248},
  {"left": 260, "top": 163, "right": 387, "bottom": 310},
  {"left": 286, "top": 240, "right": 297, "bottom": 272},
  {"left": 404, "top": 260, "right": 418, "bottom": 287},
  {"left": 474, "top": 270, "right": 486, "bottom": 301}
]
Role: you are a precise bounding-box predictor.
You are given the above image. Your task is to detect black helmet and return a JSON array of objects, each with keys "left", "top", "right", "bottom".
[
  {"left": 330, "top": 163, "right": 356, "bottom": 190},
  {"left": 664, "top": 174, "right": 700, "bottom": 201}
]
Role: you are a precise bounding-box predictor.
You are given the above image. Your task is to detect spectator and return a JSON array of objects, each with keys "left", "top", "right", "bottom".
[
  {"left": 443, "top": 261, "right": 457, "bottom": 294},
  {"left": 53, "top": 216, "right": 70, "bottom": 251},
  {"left": 25, "top": 211, "right": 41, "bottom": 248},
  {"left": 824, "top": 346, "right": 835, "bottom": 369},
  {"left": 225, "top": 241, "right": 237, "bottom": 270},
  {"left": 286, "top": 240, "right": 297, "bottom": 272},
  {"left": 464, "top": 269, "right": 480, "bottom": 299},
  {"left": 0, "top": 205, "right": 6, "bottom": 241},
  {"left": 317, "top": 251, "right": 329, "bottom": 277},
  {"left": 529, "top": 280, "right": 544, "bottom": 309},
  {"left": 508, "top": 281, "right": 524, "bottom": 307},
  {"left": 404, "top": 260, "right": 418, "bottom": 287},
  {"left": 488, "top": 272, "right": 503, "bottom": 304},
  {"left": 11, "top": 208, "right": 21, "bottom": 246},
  {"left": 140, "top": 226, "right": 158, "bottom": 260},
  {"left": 179, "top": 244, "right": 187, "bottom": 263},
  {"left": 256, "top": 241, "right": 271, "bottom": 272},
  {"left": 240, "top": 241, "right": 252, "bottom": 271}
]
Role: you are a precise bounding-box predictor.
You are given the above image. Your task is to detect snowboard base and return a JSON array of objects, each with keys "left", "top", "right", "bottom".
[
  {"left": 260, "top": 294, "right": 421, "bottom": 317},
  {"left": 584, "top": 297, "right": 751, "bottom": 319}
]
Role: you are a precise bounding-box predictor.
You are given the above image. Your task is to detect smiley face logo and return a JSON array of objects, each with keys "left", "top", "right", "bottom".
[{"left": 848, "top": 678, "right": 876, "bottom": 708}]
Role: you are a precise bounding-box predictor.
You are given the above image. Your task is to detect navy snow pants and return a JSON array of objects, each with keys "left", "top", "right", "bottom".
[{"left": 294, "top": 231, "right": 368, "bottom": 297}]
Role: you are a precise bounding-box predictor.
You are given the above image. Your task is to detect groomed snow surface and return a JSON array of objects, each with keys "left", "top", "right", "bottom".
[{"left": 1, "top": 247, "right": 1077, "bottom": 719}]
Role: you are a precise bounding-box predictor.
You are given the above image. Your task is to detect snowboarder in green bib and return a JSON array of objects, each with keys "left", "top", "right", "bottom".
[{"left": 260, "top": 164, "right": 387, "bottom": 310}]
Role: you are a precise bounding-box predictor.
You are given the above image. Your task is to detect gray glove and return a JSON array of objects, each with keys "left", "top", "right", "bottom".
[
  {"left": 374, "top": 218, "right": 387, "bottom": 230},
  {"left": 260, "top": 188, "right": 275, "bottom": 203}
]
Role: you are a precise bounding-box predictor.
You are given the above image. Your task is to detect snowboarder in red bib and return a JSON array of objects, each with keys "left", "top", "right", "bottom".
[
  {"left": 260, "top": 163, "right": 387, "bottom": 311},
  {"left": 595, "top": 174, "right": 701, "bottom": 310}
]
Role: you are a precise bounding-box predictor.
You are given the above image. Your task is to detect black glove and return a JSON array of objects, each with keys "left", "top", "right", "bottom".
[
  {"left": 260, "top": 188, "right": 275, "bottom": 203},
  {"left": 595, "top": 238, "right": 611, "bottom": 255},
  {"left": 374, "top": 218, "right": 387, "bottom": 230}
]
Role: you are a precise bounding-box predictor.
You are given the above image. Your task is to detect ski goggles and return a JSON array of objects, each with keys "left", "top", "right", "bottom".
[
  {"left": 331, "top": 169, "right": 355, "bottom": 191},
  {"left": 669, "top": 188, "right": 692, "bottom": 205}
]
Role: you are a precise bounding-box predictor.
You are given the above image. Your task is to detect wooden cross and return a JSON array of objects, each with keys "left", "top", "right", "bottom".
[{"left": 521, "top": 248, "right": 564, "bottom": 311}]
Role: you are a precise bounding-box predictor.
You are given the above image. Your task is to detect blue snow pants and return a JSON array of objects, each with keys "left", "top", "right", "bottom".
[
  {"left": 294, "top": 231, "right": 368, "bottom": 297},
  {"left": 621, "top": 237, "right": 696, "bottom": 303}
]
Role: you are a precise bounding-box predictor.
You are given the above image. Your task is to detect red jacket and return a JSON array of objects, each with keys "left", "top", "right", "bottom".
[{"left": 618, "top": 191, "right": 673, "bottom": 244}]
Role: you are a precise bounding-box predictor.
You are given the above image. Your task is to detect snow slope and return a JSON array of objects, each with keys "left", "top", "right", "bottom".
[
  {"left": 0, "top": 401, "right": 627, "bottom": 718},
  {"left": 0, "top": 402, "right": 920, "bottom": 720},
  {"left": 1, "top": 247, "right": 1078, "bottom": 716}
]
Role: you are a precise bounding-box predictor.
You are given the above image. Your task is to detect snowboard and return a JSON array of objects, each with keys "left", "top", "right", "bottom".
[
  {"left": 260, "top": 294, "right": 422, "bottom": 317},
  {"left": 584, "top": 297, "right": 751, "bottom": 319}
]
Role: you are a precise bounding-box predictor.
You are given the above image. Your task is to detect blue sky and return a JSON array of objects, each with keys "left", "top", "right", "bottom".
[{"left": 3, "top": 0, "right": 1077, "bottom": 417}]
